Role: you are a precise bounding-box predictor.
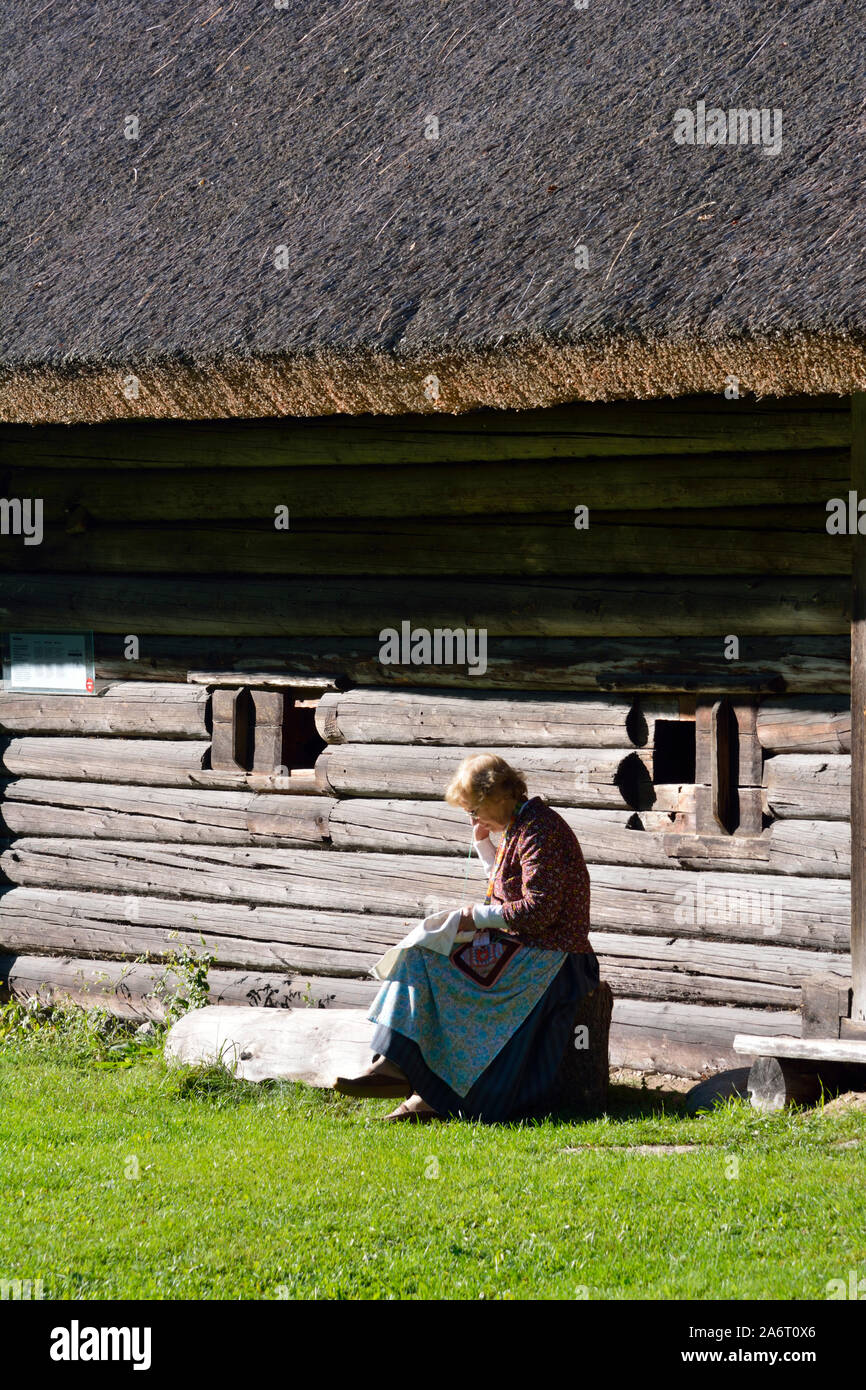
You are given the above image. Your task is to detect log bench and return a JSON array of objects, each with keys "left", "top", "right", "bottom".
[
  {"left": 733, "top": 1033, "right": 866, "bottom": 1113},
  {"left": 165, "top": 981, "right": 614, "bottom": 1117}
]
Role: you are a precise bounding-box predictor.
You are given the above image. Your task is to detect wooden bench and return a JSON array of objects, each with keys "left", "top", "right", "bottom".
[{"left": 165, "top": 981, "right": 613, "bottom": 1117}]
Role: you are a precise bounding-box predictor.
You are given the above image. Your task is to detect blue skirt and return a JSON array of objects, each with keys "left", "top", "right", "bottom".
[{"left": 370, "top": 949, "right": 601, "bottom": 1123}]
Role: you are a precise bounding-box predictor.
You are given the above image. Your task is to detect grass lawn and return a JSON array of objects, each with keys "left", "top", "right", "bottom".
[{"left": 1, "top": 1016, "right": 864, "bottom": 1301}]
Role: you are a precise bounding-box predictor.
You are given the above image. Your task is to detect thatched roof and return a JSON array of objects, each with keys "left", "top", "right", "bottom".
[{"left": 1, "top": 0, "right": 863, "bottom": 422}]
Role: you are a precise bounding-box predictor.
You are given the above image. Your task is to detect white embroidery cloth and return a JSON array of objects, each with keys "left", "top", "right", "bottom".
[
  {"left": 369, "top": 907, "right": 474, "bottom": 981},
  {"left": 369, "top": 832, "right": 505, "bottom": 981}
]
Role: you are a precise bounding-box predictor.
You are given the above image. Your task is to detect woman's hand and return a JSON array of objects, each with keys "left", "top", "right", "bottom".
[
  {"left": 459, "top": 904, "right": 476, "bottom": 933},
  {"left": 472, "top": 822, "right": 491, "bottom": 843}
]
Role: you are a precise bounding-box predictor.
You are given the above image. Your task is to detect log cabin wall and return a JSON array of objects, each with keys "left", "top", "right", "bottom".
[{"left": 0, "top": 393, "right": 855, "bottom": 1075}]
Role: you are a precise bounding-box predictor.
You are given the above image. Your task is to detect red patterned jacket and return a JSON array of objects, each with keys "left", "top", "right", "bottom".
[{"left": 477, "top": 796, "right": 592, "bottom": 953}]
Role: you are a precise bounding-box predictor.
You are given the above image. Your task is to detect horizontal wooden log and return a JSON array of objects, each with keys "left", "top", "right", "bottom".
[
  {"left": 0, "top": 948, "right": 805, "bottom": 1077},
  {"left": 4, "top": 508, "right": 847, "bottom": 576},
  {"left": 325, "top": 798, "right": 851, "bottom": 877},
  {"left": 327, "top": 800, "right": 681, "bottom": 864},
  {"left": 3, "top": 576, "right": 848, "bottom": 638},
  {"left": 6, "top": 450, "right": 849, "bottom": 522},
  {"left": 763, "top": 754, "right": 851, "bottom": 819},
  {"left": 609, "top": 999, "right": 802, "bottom": 1077},
  {"left": 0, "top": 682, "right": 209, "bottom": 737},
  {"left": 91, "top": 635, "right": 853, "bottom": 693},
  {"left": 757, "top": 697, "right": 851, "bottom": 753},
  {"left": 1, "top": 886, "right": 849, "bottom": 1013},
  {"left": 0, "top": 954, "right": 373, "bottom": 1020},
  {"left": 1, "top": 401, "right": 847, "bottom": 472},
  {"left": 0, "top": 887, "right": 406, "bottom": 975},
  {"left": 0, "top": 780, "right": 332, "bottom": 845},
  {"left": 164, "top": 1006, "right": 377, "bottom": 1086},
  {"left": 733, "top": 1033, "right": 866, "bottom": 1065},
  {"left": 315, "top": 743, "right": 675, "bottom": 810},
  {"left": 0, "top": 739, "right": 324, "bottom": 793},
  {"left": 316, "top": 688, "right": 677, "bottom": 748},
  {"left": 0, "top": 841, "right": 851, "bottom": 949}
]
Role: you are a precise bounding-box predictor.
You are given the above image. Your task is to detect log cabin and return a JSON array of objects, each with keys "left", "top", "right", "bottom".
[{"left": 1, "top": 1, "right": 865, "bottom": 1079}]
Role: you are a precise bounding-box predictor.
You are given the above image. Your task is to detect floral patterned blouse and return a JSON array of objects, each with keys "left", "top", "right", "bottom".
[{"left": 471, "top": 796, "right": 592, "bottom": 953}]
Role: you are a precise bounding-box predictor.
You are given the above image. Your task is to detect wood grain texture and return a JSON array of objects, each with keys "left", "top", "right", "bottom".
[
  {"left": 314, "top": 743, "right": 666, "bottom": 810},
  {"left": 763, "top": 753, "right": 851, "bottom": 819},
  {"left": 0, "top": 779, "right": 332, "bottom": 845},
  {"left": 4, "top": 450, "right": 848, "bottom": 522},
  {"left": 3, "top": 575, "right": 848, "bottom": 637},
  {"left": 757, "top": 698, "right": 851, "bottom": 753},
  {"left": 0, "top": 401, "right": 847, "bottom": 471},
  {"left": 3, "top": 508, "right": 845, "bottom": 576},
  {"left": 0, "top": 683, "right": 209, "bottom": 737},
  {"left": 90, "top": 635, "right": 852, "bottom": 692},
  {"left": 315, "top": 688, "right": 678, "bottom": 747},
  {"left": 0, "top": 840, "right": 851, "bottom": 948}
]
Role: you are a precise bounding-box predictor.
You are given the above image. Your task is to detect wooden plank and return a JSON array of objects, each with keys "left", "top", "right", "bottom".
[
  {"left": 4, "top": 508, "right": 845, "bottom": 576},
  {"left": 0, "top": 887, "right": 408, "bottom": 963},
  {"left": 0, "top": 738, "right": 325, "bottom": 792},
  {"left": 6, "top": 450, "right": 849, "bottom": 521},
  {"left": 851, "top": 391, "right": 866, "bottom": 1021},
  {"left": 757, "top": 697, "right": 851, "bottom": 753},
  {"left": 610, "top": 1000, "right": 802, "bottom": 1078},
  {"left": 327, "top": 799, "right": 679, "bottom": 864},
  {"left": 763, "top": 753, "right": 851, "bottom": 819},
  {"left": 0, "top": 780, "right": 332, "bottom": 845},
  {"left": 315, "top": 743, "right": 668, "bottom": 810},
  {"left": 0, "top": 401, "right": 847, "bottom": 471},
  {"left": 327, "top": 798, "right": 850, "bottom": 876},
  {"left": 5, "top": 576, "right": 848, "bottom": 638},
  {"left": 0, "top": 840, "right": 851, "bottom": 948},
  {"left": 0, "top": 682, "right": 209, "bottom": 736},
  {"left": 733, "top": 1033, "right": 866, "bottom": 1064},
  {"left": 1, "top": 737, "right": 210, "bottom": 785},
  {"left": 315, "top": 688, "right": 677, "bottom": 748},
  {"left": 91, "top": 634, "right": 853, "bottom": 693},
  {"left": 0, "top": 954, "right": 374, "bottom": 1020}
]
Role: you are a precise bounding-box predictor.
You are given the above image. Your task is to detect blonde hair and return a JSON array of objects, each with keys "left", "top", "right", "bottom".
[{"left": 444, "top": 753, "right": 528, "bottom": 809}]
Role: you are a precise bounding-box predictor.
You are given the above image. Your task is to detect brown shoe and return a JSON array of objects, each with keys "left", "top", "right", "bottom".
[
  {"left": 332, "top": 1073, "right": 412, "bottom": 1098},
  {"left": 378, "top": 1100, "right": 443, "bottom": 1123}
]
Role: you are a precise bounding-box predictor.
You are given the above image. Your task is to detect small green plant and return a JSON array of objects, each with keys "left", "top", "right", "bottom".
[{"left": 118, "top": 934, "right": 216, "bottom": 1027}]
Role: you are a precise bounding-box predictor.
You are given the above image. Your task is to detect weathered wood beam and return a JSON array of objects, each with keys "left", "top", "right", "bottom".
[
  {"left": 5, "top": 450, "right": 848, "bottom": 520},
  {"left": 0, "top": 953, "right": 373, "bottom": 1019},
  {"left": 0, "top": 738, "right": 325, "bottom": 792},
  {"left": 2, "top": 508, "right": 846, "bottom": 576},
  {"left": 610, "top": 1000, "right": 802, "bottom": 1078},
  {"left": 0, "top": 399, "right": 848, "bottom": 471},
  {"left": 763, "top": 753, "right": 850, "bottom": 819},
  {"left": 315, "top": 688, "right": 677, "bottom": 748},
  {"left": 0, "top": 682, "right": 209, "bottom": 737},
  {"left": 315, "top": 743, "right": 669, "bottom": 810},
  {"left": 4, "top": 575, "right": 847, "bottom": 637},
  {"left": 0, "top": 779, "right": 332, "bottom": 845},
  {"left": 90, "top": 635, "right": 852, "bottom": 691},
  {"left": 757, "top": 697, "right": 850, "bottom": 753},
  {"left": 0, "top": 840, "right": 851, "bottom": 948}
]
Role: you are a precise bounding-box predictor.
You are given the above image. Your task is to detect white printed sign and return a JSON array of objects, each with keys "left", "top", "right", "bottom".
[{"left": 3, "top": 632, "right": 95, "bottom": 694}]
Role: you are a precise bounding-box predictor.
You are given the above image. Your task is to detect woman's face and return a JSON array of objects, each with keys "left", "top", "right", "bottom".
[{"left": 467, "top": 790, "right": 516, "bottom": 833}]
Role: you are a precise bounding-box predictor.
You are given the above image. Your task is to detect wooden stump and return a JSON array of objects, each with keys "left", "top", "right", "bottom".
[
  {"left": 747, "top": 1055, "right": 853, "bottom": 1113},
  {"left": 528, "top": 981, "right": 613, "bottom": 1119}
]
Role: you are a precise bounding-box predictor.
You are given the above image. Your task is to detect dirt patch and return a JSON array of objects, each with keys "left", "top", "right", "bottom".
[
  {"left": 610, "top": 1067, "right": 696, "bottom": 1095},
  {"left": 816, "top": 1091, "right": 866, "bottom": 1118}
]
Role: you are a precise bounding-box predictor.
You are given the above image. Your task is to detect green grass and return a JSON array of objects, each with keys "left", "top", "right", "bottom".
[{"left": 0, "top": 1011, "right": 864, "bottom": 1300}]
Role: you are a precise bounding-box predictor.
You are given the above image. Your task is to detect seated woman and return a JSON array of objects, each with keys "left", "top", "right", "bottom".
[{"left": 334, "top": 753, "right": 600, "bottom": 1123}]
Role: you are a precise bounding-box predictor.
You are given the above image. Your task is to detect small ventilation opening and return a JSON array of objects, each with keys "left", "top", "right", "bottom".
[
  {"left": 652, "top": 720, "right": 696, "bottom": 784},
  {"left": 713, "top": 697, "right": 740, "bottom": 834},
  {"left": 282, "top": 697, "right": 327, "bottom": 772}
]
